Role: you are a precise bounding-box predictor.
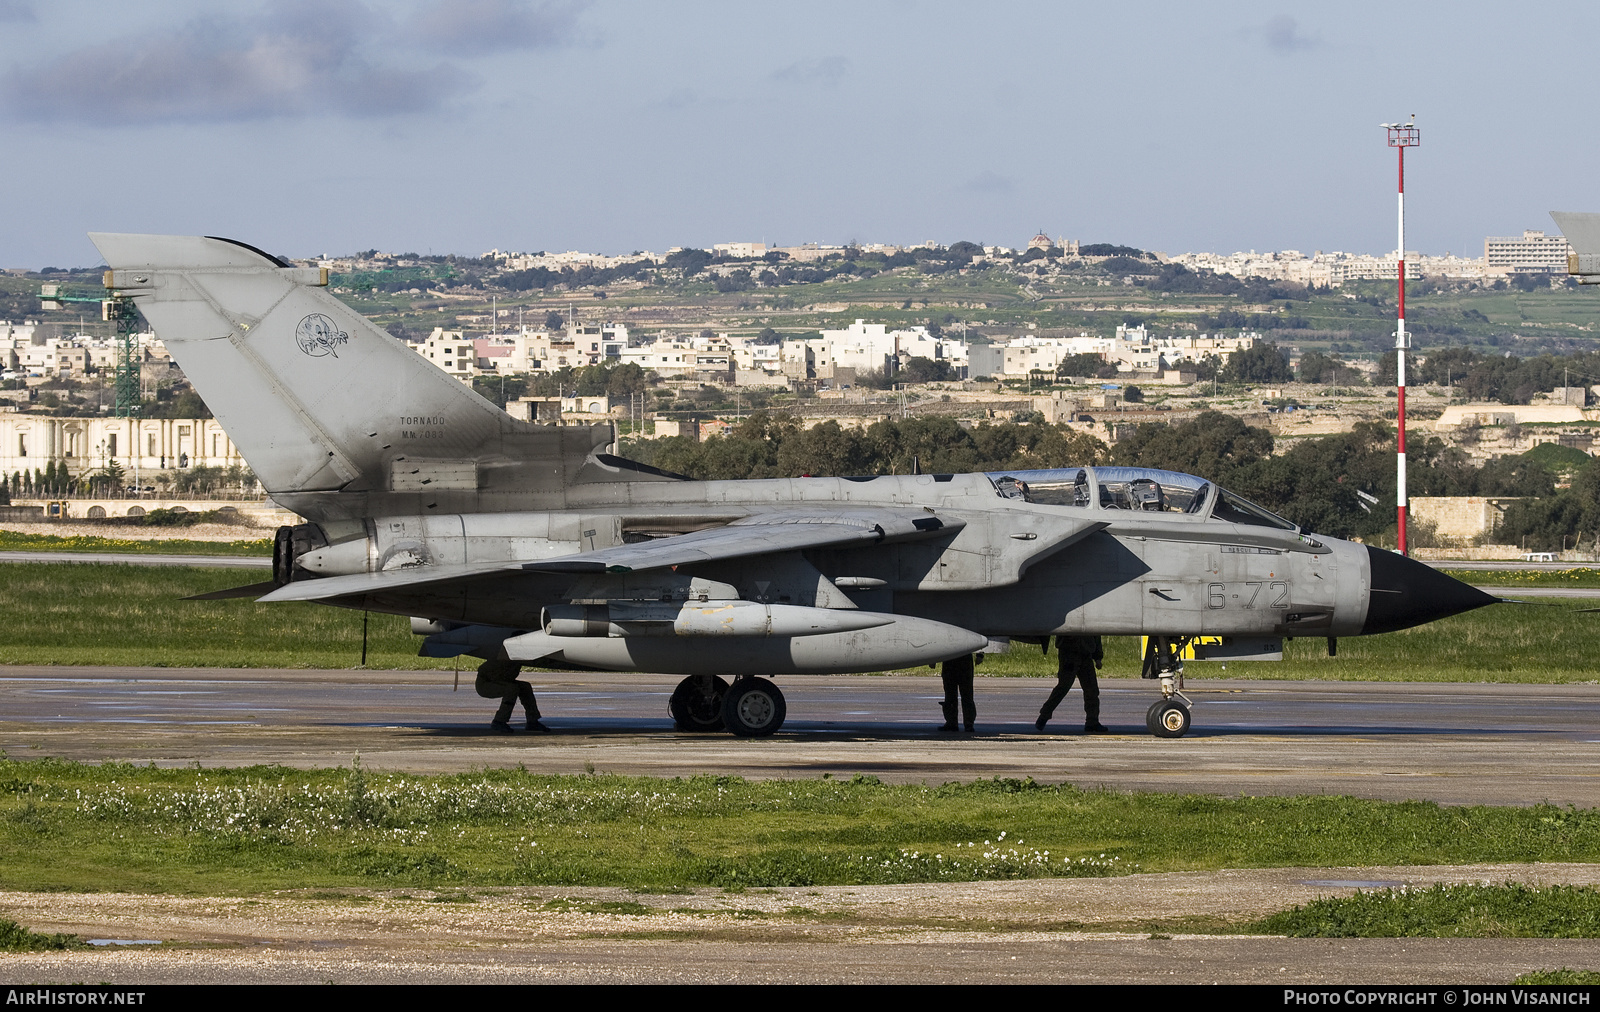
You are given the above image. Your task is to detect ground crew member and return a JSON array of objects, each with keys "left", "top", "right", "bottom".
[
  {"left": 475, "top": 656, "right": 549, "bottom": 734},
  {"left": 938, "top": 653, "right": 977, "bottom": 733},
  {"left": 1037, "top": 635, "right": 1109, "bottom": 734}
]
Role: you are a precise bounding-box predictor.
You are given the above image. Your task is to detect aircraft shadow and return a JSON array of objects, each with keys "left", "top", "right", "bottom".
[{"left": 334, "top": 719, "right": 1555, "bottom": 741}]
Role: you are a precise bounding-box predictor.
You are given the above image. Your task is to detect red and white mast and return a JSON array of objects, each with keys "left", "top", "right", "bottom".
[{"left": 1384, "top": 117, "right": 1420, "bottom": 555}]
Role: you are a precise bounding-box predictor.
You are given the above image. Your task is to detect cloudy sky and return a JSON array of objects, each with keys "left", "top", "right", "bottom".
[{"left": 0, "top": 1, "right": 1592, "bottom": 267}]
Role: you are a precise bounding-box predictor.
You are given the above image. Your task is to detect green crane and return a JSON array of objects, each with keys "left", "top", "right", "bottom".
[{"left": 39, "top": 278, "right": 141, "bottom": 418}]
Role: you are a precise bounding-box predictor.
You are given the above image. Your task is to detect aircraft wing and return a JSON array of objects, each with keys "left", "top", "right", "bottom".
[
  {"left": 257, "top": 508, "right": 964, "bottom": 603},
  {"left": 522, "top": 509, "right": 963, "bottom": 573}
]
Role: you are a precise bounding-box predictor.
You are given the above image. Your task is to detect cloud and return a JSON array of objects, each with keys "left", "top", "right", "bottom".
[
  {"left": 1261, "top": 15, "right": 1322, "bottom": 53},
  {"left": 3, "top": 0, "right": 478, "bottom": 125},
  {"left": 962, "top": 171, "right": 1014, "bottom": 195},
  {"left": 657, "top": 88, "right": 699, "bottom": 111},
  {"left": 0, "top": 1, "right": 34, "bottom": 23},
  {"left": 407, "top": 0, "right": 585, "bottom": 57},
  {"left": 770, "top": 56, "right": 850, "bottom": 87}
]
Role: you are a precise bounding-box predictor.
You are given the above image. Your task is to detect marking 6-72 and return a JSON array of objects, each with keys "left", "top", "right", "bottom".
[{"left": 1208, "top": 582, "right": 1289, "bottom": 610}]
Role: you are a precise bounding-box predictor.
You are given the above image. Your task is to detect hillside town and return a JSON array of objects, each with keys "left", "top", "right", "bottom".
[{"left": 1, "top": 225, "right": 1597, "bottom": 555}]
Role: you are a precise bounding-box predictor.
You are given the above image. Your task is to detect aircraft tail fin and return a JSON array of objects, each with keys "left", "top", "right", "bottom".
[
  {"left": 1551, "top": 212, "right": 1600, "bottom": 256},
  {"left": 90, "top": 233, "right": 627, "bottom": 512},
  {"left": 1551, "top": 212, "right": 1600, "bottom": 284}
]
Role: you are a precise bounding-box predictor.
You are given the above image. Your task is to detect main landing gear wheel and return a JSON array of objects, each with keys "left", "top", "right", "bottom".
[
  {"left": 669, "top": 675, "right": 729, "bottom": 732},
  {"left": 721, "top": 677, "right": 787, "bottom": 738},
  {"left": 1146, "top": 699, "right": 1191, "bottom": 738}
]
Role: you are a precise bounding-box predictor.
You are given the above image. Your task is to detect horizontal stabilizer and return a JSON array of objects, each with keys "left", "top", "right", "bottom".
[
  {"left": 185, "top": 580, "right": 283, "bottom": 601},
  {"left": 258, "top": 560, "right": 527, "bottom": 603}
]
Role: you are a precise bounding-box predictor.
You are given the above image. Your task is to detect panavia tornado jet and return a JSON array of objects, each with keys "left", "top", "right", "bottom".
[{"left": 89, "top": 233, "right": 1499, "bottom": 738}]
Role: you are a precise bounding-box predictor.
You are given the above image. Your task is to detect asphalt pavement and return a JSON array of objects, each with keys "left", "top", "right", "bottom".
[
  {"left": 0, "top": 551, "right": 270, "bottom": 568},
  {"left": 5, "top": 667, "right": 1599, "bottom": 806}
]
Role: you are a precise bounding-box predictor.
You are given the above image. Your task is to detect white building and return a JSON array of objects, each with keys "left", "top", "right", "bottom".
[
  {"left": 713, "top": 242, "right": 767, "bottom": 259},
  {"left": 491, "top": 250, "right": 662, "bottom": 271},
  {"left": 417, "top": 328, "right": 478, "bottom": 383},
  {"left": 1484, "top": 230, "right": 1573, "bottom": 276},
  {"left": 1169, "top": 248, "right": 1488, "bottom": 286},
  {"left": 414, "top": 323, "right": 631, "bottom": 381},
  {"left": 620, "top": 332, "right": 732, "bottom": 379},
  {"left": 1, "top": 324, "right": 169, "bottom": 381},
  {"left": 969, "top": 328, "right": 1257, "bottom": 380},
  {"left": 804, "top": 320, "right": 967, "bottom": 379},
  {"left": 0, "top": 410, "right": 244, "bottom": 479},
  {"left": 769, "top": 243, "right": 847, "bottom": 263}
]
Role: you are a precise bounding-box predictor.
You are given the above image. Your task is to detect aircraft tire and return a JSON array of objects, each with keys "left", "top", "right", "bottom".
[
  {"left": 1147, "top": 699, "right": 1191, "bottom": 738},
  {"left": 669, "top": 675, "right": 728, "bottom": 732},
  {"left": 721, "top": 677, "right": 787, "bottom": 738}
]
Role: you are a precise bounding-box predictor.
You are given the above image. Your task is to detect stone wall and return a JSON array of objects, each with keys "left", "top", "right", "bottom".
[{"left": 1409, "top": 496, "right": 1523, "bottom": 542}]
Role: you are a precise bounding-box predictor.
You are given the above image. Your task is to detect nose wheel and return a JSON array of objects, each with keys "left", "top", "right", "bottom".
[{"left": 1146, "top": 698, "right": 1191, "bottom": 738}]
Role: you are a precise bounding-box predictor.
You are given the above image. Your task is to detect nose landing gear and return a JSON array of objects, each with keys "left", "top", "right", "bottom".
[{"left": 1142, "top": 635, "right": 1196, "bottom": 738}]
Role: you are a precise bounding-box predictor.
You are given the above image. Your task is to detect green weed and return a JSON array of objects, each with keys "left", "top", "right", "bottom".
[
  {"left": 0, "top": 918, "right": 85, "bottom": 952},
  {"left": 1514, "top": 969, "right": 1600, "bottom": 984},
  {"left": 1255, "top": 883, "right": 1600, "bottom": 938},
  {"left": 0, "top": 531, "right": 269, "bottom": 556},
  {"left": 6, "top": 761, "right": 1600, "bottom": 894}
]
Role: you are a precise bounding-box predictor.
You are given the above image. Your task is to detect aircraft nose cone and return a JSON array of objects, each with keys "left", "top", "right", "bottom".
[{"left": 1361, "top": 546, "right": 1499, "bottom": 635}]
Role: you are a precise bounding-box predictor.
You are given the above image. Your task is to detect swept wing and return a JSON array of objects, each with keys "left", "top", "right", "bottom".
[{"left": 259, "top": 508, "right": 965, "bottom": 603}]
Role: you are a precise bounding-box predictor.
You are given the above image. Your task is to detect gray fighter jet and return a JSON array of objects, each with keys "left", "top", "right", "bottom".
[{"left": 89, "top": 233, "right": 1498, "bottom": 738}]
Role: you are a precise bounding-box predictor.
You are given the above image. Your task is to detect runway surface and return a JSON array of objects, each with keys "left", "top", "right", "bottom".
[
  {"left": 0, "top": 551, "right": 270, "bottom": 568},
  {"left": 1477, "top": 585, "right": 1600, "bottom": 599},
  {"left": 1431, "top": 560, "right": 1597, "bottom": 571},
  {"left": 4, "top": 667, "right": 1599, "bottom": 806}
]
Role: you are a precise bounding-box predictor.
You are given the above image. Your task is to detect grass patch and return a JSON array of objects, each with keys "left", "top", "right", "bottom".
[
  {"left": 1254, "top": 883, "right": 1600, "bottom": 938},
  {"left": 0, "top": 561, "right": 1593, "bottom": 678},
  {"left": 1451, "top": 568, "right": 1600, "bottom": 590},
  {"left": 1514, "top": 970, "right": 1600, "bottom": 984},
  {"left": 0, "top": 530, "right": 270, "bottom": 556},
  {"left": 0, "top": 563, "right": 451, "bottom": 669},
  {"left": 0, "top": 918, "right": 85, "bottom": 952},
  {"left": 7, "top": 759, "right": 1600, "bottom": 894}
]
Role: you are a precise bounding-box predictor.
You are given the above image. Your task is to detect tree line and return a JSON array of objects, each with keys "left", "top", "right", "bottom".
[
  {"left": 620, "top": 410, "right": 1558, "bottom": 544},
  {"left": 1396, "top": 347, "right": 1600, "bottom": 404}
]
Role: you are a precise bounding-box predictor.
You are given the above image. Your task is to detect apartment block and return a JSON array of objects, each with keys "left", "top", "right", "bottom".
[{"left": 1484, "top": 230, "right": 1572, "bottom": 276}]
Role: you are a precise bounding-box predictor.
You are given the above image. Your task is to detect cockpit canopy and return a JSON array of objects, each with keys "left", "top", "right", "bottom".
[{"left": 986, "top": 466, "right": 1298, "bottom": 532}]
